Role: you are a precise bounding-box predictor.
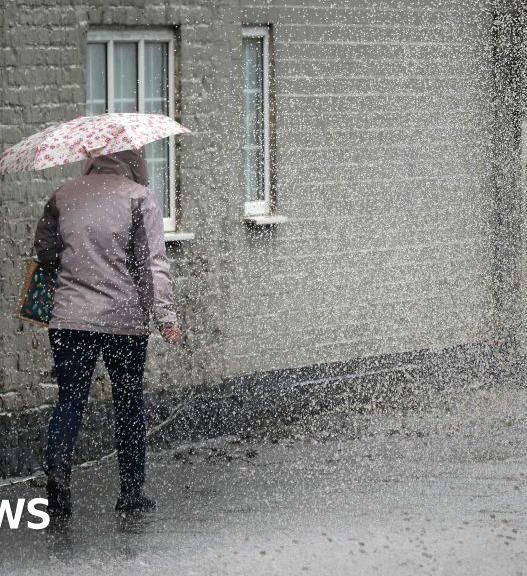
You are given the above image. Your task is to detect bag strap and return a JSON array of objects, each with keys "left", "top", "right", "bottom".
[{"left": 30, "top": 245, "right": 39, "bottom": 262}]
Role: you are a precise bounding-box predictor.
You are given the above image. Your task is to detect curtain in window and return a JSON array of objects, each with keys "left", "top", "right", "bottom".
[{"left": 87, "top": 44, "right": 107, "bottom": 115}]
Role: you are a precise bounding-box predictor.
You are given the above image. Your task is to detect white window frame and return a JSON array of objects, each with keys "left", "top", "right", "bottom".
[
  {"left": 87, "top": 30, "right": 177, "bottom": 232},
  {"left": 242, "top": 26, "right": 271, "bottom": 217}
]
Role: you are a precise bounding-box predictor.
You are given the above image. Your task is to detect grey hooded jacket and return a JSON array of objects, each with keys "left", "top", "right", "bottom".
[{"left": 33, "top": 150, "right": 179, "bottom": 335}]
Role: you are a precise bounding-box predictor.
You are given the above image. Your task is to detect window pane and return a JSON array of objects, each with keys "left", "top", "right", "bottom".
[
  {"left": 242, "top": 36, "right": 265, "bottom": 202},
  {"left": 87, "top": 43, "right": 107, "bottom": 115},
  {"left": 145, "top": 139, "right": 170, "bottom": 216},
  {"left": 114, "top": 43, "right": 138, "bottom": 113},
  {"left": 143, "top": 42, "right": 170, "bottom": 217},
  {"left": 144, "top": 43, "right": 168, "bottom": 114}
]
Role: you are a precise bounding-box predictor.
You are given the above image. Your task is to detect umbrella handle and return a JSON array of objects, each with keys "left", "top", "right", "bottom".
[{"left": 82, "top": 145, "right": 105, "bottom": 159}]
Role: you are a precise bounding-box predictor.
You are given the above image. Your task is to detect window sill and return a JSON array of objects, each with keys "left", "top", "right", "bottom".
[
  {"left": 243, "top": 214, "right": 289, "bottom": 226},
  {"left": 164, "top": 231, "right": 195, "bottom": 243}
]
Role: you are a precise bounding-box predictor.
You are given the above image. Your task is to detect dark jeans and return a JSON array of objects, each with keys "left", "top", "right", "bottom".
[{"left": 46, "top": 328, "right": 149, "bottom": 492}]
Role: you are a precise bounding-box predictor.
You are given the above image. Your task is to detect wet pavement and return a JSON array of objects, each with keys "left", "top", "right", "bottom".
[{"left": 1, "top": 383, "right": 526, "bottom": 575}]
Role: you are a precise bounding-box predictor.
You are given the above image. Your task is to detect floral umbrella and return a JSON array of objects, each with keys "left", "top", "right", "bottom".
[{"left": 0, "top": 113, "right": 191, "bottom": 175}]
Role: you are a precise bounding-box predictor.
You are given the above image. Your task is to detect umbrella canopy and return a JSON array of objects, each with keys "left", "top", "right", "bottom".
[{"left": 0, "top": 113, "right": 191, "bottom": 175}]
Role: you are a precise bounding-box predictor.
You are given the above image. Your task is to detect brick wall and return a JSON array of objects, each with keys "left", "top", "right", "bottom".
[
  {"left": 0, "top": 0, "right": 86, "bottom": 416},
  {"left": 223, "top": 0, "right": 496, "bottom": 375},
  {"left": 0, "top": 0, "right": 242, "bottom": 418},
  {"left": 0, "top": 0, "right": 504, "bottom": 439},
  {"left": 492, "top": 1, "right": 527, "bottom": 360}
]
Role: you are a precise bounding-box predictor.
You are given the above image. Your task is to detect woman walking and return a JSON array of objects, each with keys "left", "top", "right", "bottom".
[{"left": 34, "top": 148, "right": 181, "bottom": 518}]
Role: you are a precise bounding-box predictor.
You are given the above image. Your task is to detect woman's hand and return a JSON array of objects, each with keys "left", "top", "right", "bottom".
[{"left": 160, "top": 325, "right": 183, "bottom": 345}]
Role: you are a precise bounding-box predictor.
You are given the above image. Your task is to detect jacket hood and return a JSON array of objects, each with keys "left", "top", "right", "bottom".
[{"left": 83, "top": 148, "right": 149, "bottom": 186}]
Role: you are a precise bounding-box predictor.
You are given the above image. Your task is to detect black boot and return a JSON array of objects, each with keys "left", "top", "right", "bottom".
[
  {"left": 47, "top": 477, "right": 72, "bottom": 519},
  {"left": 115, "top": 488, "right": 156, "bottom": 512}
]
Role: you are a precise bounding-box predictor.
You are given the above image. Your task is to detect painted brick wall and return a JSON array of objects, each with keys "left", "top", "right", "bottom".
[
  {"left": 0, "top": 0, "right": 498, "bottom": 421},
  {"left": 223, "top": 0, "right": 496, "bottom": 375},
  {"left": 1, "top": 1, "right": 87, "bottom": 416}
]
